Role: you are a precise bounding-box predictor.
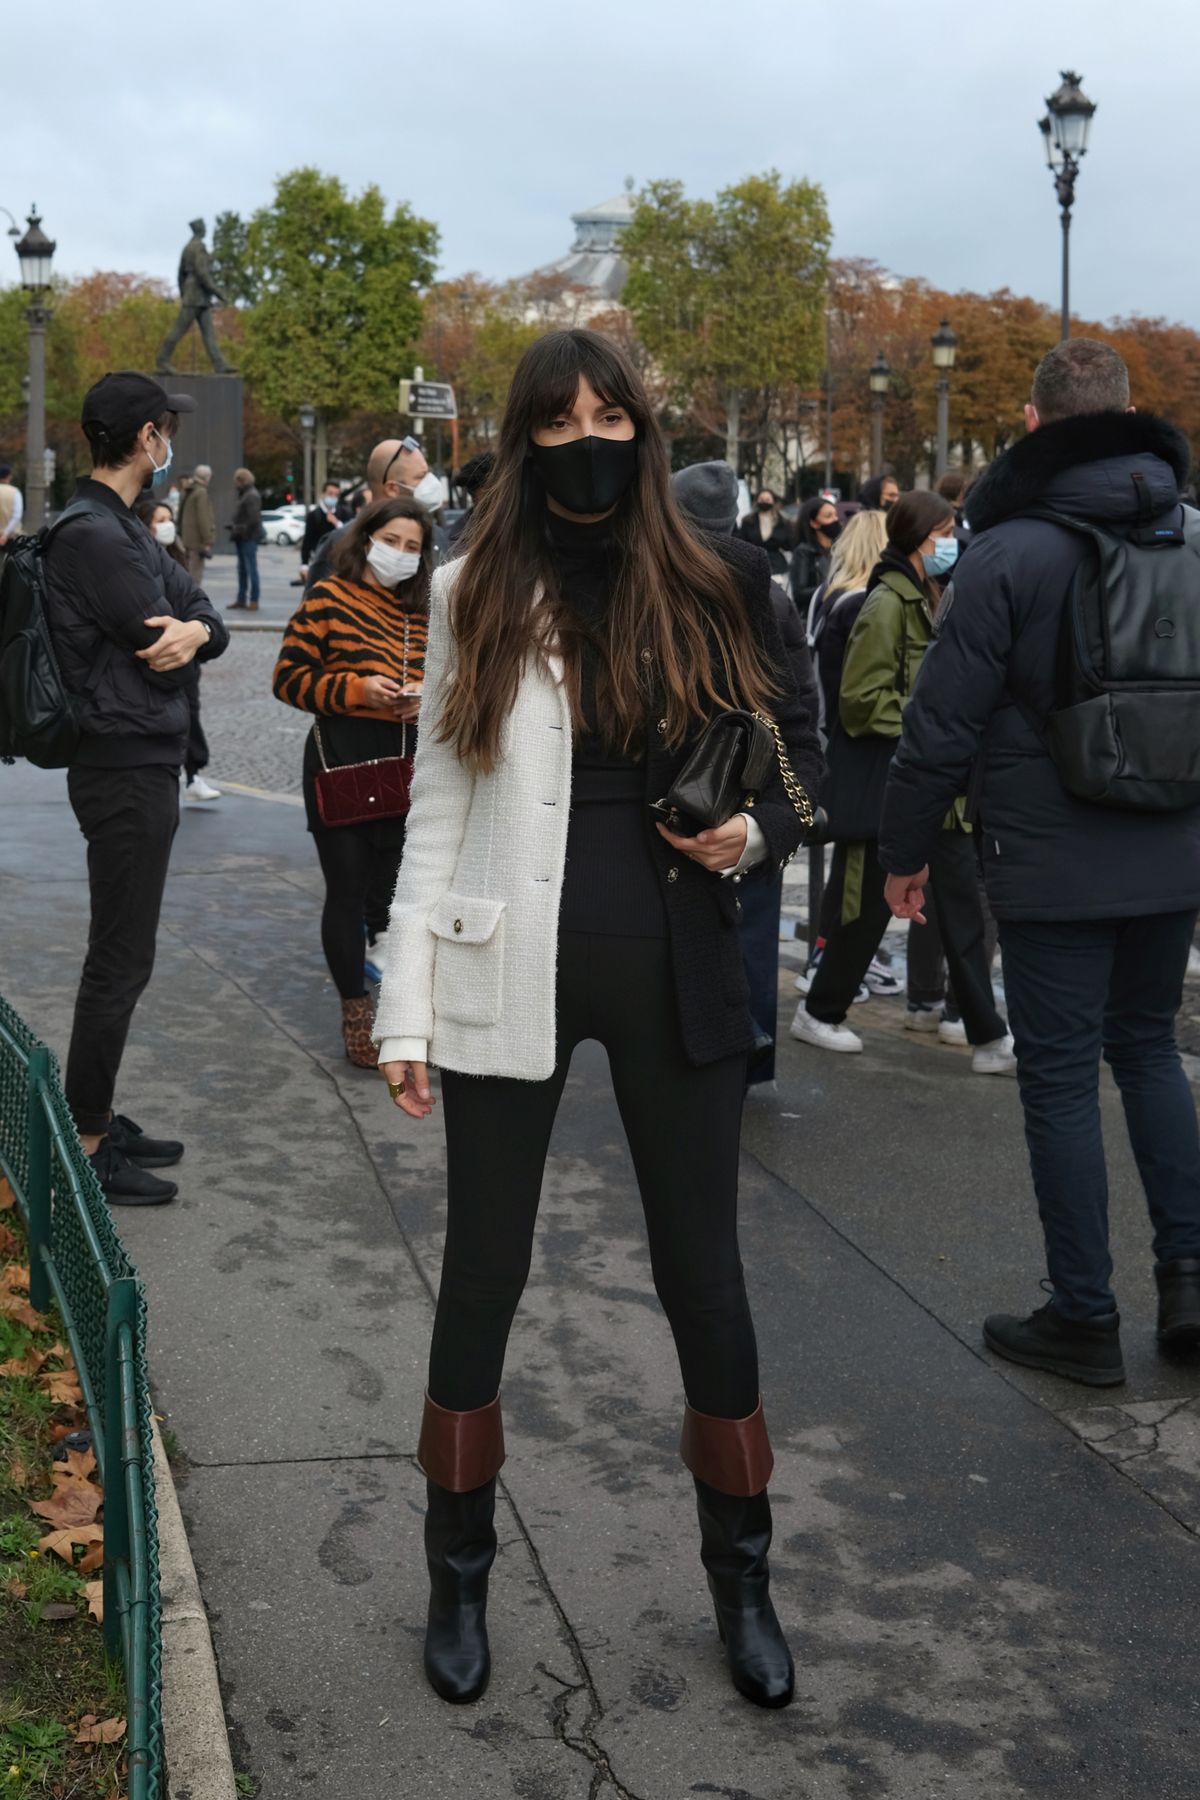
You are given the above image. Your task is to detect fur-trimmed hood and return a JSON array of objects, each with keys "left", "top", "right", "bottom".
[{"left": 966, "top": 410, "right": 1191, "bottom": 534}]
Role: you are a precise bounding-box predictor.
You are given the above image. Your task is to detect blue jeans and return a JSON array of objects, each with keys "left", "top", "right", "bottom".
[
  {"left": 999, "top": 911, "right": 1200, "bottom": 1318},
  {"left": 235, "top": 538, "right": 260, "bottom": 604}
]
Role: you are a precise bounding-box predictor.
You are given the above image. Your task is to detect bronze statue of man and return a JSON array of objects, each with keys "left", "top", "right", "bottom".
[{"left": 156, "top": 219, "right": 237, "bottom": 376}]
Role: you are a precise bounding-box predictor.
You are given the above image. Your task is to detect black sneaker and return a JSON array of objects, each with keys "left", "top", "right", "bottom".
[
  {"left": 107, "top": 1113, "right": 183, "bottom": 1168},
  {"left": 89, "top": 1140, "right": 178, "bottom": 1207},
  {"left": 1155, "top": 1258, "right": 1200, "bottom": 1345},
  {"left": 983, "top": 1300, "right": 1125, "bottom": 1387}
]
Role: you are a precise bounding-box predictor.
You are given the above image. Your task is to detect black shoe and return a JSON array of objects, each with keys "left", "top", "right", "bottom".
[
  {"left": 1155, "top": 1258, "right": 1200, "bottom": 1345},
  {"left": 694, "top": 1479, "right": 794, "bottom": 1709},
  {"left": 227, "top": 600, "right": 247, "bottom": 611},
  {"left": 983, "top": 1300, "right": 1125, "bottom": 1386},
  {"left": 423, "top": 1478, "right": 497, "bottom": 1704},
  {"left": 107, "top": 1113, "right": 184, "bottom": 1169},
  {"left": 89, "top": 1140, "right": 177, "bottom": 1207}
]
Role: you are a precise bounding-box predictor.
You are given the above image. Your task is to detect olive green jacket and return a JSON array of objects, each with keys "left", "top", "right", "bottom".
[
  {"left": 839, "top": 563, "right": 966, "bottom": 832},
  {"left": 839, "top": 565, "right": 933, "bottom": 739}
]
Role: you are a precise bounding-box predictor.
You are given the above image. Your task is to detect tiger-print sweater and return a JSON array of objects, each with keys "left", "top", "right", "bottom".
[{"left": 272, "top": 575, "right": 429, "bottom": 716}]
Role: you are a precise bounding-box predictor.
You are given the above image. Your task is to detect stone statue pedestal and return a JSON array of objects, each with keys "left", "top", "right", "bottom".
[{"left": 157, "top": 372, "right": 245, "bottom": 553}]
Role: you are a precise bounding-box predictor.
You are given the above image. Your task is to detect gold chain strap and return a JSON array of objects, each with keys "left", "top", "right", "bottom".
[{"left": 755, "top": 712, "right": 814, "bottom": 828}]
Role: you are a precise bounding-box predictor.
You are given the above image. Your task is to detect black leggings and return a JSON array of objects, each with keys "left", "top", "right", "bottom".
[
  {"left": 429, "top": 931, "right": 758, "bottom": 1419},
  {"left": 313, "top": 827, "right": 404, "bottom": 999}
]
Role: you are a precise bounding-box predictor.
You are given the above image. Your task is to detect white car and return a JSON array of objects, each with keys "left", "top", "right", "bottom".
[{"left": 260, "top": 510, "right": 304, "bottom": 546}]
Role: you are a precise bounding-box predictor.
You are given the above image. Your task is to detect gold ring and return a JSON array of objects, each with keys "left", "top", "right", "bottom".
[{"left": 387, "top": 1079, "right": 405, "bottom": 1099}]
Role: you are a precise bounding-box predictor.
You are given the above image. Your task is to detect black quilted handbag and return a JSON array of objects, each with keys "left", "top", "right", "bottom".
[{"left": 651, "top": 709, "right": 812, "bottom": 837}]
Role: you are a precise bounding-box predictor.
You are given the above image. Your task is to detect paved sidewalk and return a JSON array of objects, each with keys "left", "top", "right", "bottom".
[{"left": 3, "top": 761, "right": 1200, "bottom": 1798}]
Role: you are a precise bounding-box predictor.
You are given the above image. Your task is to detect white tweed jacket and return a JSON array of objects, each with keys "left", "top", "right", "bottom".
[{"left": 373, "top": 560, "right": 574, "bottom": 1079}]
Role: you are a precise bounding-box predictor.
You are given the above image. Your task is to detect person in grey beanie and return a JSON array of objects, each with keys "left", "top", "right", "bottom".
[{"left": 671, "top": 462, "right": 821, "bottom": 1086}]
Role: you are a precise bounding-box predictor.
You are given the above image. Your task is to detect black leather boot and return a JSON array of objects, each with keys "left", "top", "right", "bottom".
[
  {"left": 423, "top": 1477, "right": 498, "bottom": 1703},
  {"left": 682, "top": 1399, "right": 794, "bottom": 1709},
  {"left": 1155, "top": 1258, "right": 1200, "bottom": 1345},
  {"left": 417, "top": 1393, "right": 505, "bottom": 1705}
]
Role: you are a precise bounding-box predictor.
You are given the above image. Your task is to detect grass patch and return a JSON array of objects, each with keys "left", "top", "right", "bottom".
[{"left": 0, "top": 1185, "right": 129, "bottom": 1799}]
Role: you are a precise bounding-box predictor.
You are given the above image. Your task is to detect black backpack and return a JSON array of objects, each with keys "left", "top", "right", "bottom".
[
  {"left": 1028, "top": 497, "right": 1200, "bottom": 811},
  {"left": 0, "top": 503, "right": 111, "bottom": 769}
]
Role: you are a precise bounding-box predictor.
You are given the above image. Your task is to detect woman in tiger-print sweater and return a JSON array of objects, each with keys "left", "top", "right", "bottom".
[{"left": 273, "top": 496, "right": 432, "bottom": 1066}]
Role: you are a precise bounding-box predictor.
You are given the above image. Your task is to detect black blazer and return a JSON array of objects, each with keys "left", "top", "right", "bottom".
[{"left": 641, "top": 532, "right": 823, "bottom": 1065}]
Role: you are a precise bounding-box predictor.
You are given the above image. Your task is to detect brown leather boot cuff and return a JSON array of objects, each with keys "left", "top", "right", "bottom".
[
  {"left": 418, "top": 1391, "right": 506, "bottom": 1492},
  {"left": 680, "top": 1397, "right": 774, "bottom": 1496}
]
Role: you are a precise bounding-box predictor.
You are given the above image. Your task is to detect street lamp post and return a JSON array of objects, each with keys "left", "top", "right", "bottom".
[
  {"left": 868, "top": 352, "right": 890, "bottom": 478},
  {"left": 14, "top": 207, "right": 55, "bottom": 532},
  {"left": 1039, "top": 71, "right": 1097, "bottom": 341},
  {"left": 931, "top": 319, "right": 957, "bottom": 480},
  {"left": 298, "top": 402, "right": 316, "bottom": 509}
]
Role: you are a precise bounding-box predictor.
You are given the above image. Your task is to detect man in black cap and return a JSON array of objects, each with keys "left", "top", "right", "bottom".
[{"left": 43, "top": 371, "right": 229, "bottom": 1204}]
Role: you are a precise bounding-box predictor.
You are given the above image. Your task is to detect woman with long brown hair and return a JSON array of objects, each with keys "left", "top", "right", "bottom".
[
  {"left": 375, "top": 329, "right": 821, "bottom": 1710},
  {"left": 273, "top": 496, "right": 432, "bottom": 1064}
]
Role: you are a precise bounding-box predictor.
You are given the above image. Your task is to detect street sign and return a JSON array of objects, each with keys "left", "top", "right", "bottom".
[{"left": 399, "top": 378, "right": 457, "bottom": 420}]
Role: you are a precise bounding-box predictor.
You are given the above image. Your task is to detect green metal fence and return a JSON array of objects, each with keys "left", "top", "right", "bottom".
[{"left": 0, "top": 995, "right": 161, "bottom": 1800}]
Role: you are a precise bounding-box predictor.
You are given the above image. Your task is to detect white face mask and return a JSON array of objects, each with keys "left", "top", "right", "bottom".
[
  {"left": 154, "top": 519, "right": 177, "bottom": 546},
  {"left": 409, "top": 471, "right": 443, "bottom": 512},
  {"left": 367, "top": 539, "right": 421, "bottom": 587}
]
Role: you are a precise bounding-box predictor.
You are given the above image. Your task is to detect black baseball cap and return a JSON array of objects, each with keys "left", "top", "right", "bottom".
[{"left": 81, "top": 371, "right": 196, "bottom": 439}]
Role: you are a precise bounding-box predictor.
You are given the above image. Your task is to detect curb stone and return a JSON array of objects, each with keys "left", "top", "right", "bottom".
[{"left": 153, "top": 1423, "right": 238, "bottom": 1800}]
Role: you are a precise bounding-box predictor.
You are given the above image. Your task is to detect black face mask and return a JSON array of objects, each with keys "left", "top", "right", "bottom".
[
  {"left": 820, "top": 519, "right": 842, "bottom": 542},
  {"left": 757, "top": 499, "right": 775, "bottom": 513},
  {"left": 530, "top": 434, "right": 638, "bottom": 516}
]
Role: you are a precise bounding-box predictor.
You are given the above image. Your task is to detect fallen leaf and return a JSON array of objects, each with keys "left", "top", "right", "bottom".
[
  {"left": 0, "top": 1292, "right": 45, "bottom": 1330},
  {"left": 61, "top": 1447, "right": 97, "bottom": 1482},
  {"left": 0, "top": 1178, "right": 14, "bottom": 1210},
  {"left": 78, "top": 1542, "right": 105, "bottom": 1575},
  {"left": 74, "top": 1716, "right": 125, "bottom": 1746},
  {"left": 0, "top": 1347, "right": 49, "bottom": 1379},
  {"left": 48, "top": 1409, "right": 88, "bottom": 1442},
  {"left": 37, "top": 1524, "right": 105, "bottom": 1562},
  {"left": 40, "top": 1601, "right": 77, "bottom": 1621},
  {"left": 85, "top": 1579, "right": 103, "bottom": 1623},
  {"left": 4, "top": 1577, "right": 28, "bottom": 1599},
  {"left": 7, "top": 1453, "right": 29, "bottom": 1489},
  {"left": 40, "top": 1371, "right": 84, "bottom": 1405},
  {"left": 31, "top": 1480, "right": 102, "bottom": 1529},
  {"left": 0, "top": 1259, "right": 29, "bottom": 1293}
]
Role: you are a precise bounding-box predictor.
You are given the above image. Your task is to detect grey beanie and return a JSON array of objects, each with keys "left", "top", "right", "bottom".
[{"left": 671, "top": 460, "right": 738, "bottom": 535}]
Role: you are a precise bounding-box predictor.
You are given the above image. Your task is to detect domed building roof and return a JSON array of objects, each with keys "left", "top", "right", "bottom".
[{"left": 525, "top": 190, "right": 637, "bottom": 303}]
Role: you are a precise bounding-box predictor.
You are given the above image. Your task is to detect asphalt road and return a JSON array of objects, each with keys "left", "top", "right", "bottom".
[{"left": 4, "top": 762, "right": 1200, "bottom": 1799}]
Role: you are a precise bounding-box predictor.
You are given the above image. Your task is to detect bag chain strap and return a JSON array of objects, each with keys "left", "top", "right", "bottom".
[{"left": 754, "top": 711, "right": 814, "bottom": 828}]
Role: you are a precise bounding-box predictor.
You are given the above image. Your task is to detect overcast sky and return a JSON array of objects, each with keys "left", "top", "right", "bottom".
[{"left": 10, "top": 0, "right": 1195, "bottom": 328}]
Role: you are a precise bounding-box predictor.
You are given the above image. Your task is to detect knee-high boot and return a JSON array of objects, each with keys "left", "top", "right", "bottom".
[
  {"left": 680, "top": 1397, "right": 794, "bottom": 1709},
  {"left": 417, "top": 1391, "right": 506, "bottom": 1704}
]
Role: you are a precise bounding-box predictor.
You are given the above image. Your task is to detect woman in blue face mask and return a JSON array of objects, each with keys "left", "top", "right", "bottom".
[{"left": 790, "top": 489, "right": 1014, "bottom": 1072}]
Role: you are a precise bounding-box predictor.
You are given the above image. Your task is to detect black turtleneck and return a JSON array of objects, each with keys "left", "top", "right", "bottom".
[{"left": 546, "top": 508, "right": 667, "bottom": 938}]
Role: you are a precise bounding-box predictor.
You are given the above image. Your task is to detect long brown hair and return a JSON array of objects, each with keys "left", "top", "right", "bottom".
[
  {"left": 328, "top": 495, "right": 433, "bottom": 610},
  {"left": 883, "top": 490, "right": 955, "bottom": 606},
  {"left": 439, "top": 328, "right": 777, "bottom": 771}
]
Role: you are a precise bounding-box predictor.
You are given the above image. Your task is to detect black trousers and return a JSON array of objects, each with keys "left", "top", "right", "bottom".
[
  {"left": 429, "top": 932, "right": 758, "bottom": 1419},
  {"left": 313, "top": 825, "right": 404, "bottom": 998},
  {"left": 806, "top": 831, "right": 1006, "bottom": 1044},
  {"left": 184, "top": 670, "right": 209, "bottom": 781},
  {"left": 65, "top": 764, "right": 180, "bottom": 1137}
]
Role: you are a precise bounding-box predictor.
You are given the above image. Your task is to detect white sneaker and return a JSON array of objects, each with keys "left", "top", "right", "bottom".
[
  {"left": 186, "top": 774, "right": 222, "bottom": 802},
  {"left": 789, "top": 1007, "right": 863, "bottom": 1054},
  {"left": 905, "top": 1004, "right": 943, "bottom": 1033},
  {"left": 864, "top": 956, "right": 903, "bottom": 997},
  {"left": 971, "top": 1034, "right": 1017, "bottom": 1076},
  {"left": 938, "top": 1017, "right": 968, "bottom": 1046}
]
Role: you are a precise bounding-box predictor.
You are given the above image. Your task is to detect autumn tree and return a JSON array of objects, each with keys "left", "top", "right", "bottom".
[
  {"left": 240, "top": 168, "right": 437, "bottom": 483},
  {"left": 622, "top": 171, "right": 831, "bottom": 469}
]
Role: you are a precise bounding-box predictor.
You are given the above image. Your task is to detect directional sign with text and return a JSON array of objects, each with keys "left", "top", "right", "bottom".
[{"left": 399, "top": 379, "right": 457, "bottom": 420}]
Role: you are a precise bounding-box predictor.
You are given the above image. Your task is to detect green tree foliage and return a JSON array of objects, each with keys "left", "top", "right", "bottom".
[
  {"left": 622, "top": 171, "right": 831, "bottom": 466},
  {"left": 241, "top": 169, "right": 438, "bottom": 423},
  {"left": 211, "top": 211, "right": 256, "bottom": 307}
]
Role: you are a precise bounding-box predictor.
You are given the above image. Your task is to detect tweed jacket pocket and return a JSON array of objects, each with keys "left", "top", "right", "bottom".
[{"left": 429, "top": 893, "right": 508, "bottom": 1027}]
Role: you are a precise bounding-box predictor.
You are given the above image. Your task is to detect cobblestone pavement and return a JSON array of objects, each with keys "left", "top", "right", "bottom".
[{"left": 200, "top": 629, "right": 305, "bottom": 796}]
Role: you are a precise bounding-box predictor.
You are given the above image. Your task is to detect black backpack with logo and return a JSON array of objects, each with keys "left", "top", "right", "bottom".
[
  {"left": 0, "top": 503, "right": 110, "bottom": 768},
  {"left": 1027, "top": 494, "right": 1200, "bottom": 811}
]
